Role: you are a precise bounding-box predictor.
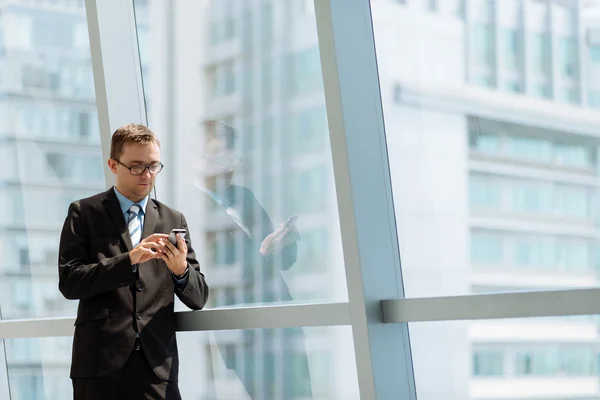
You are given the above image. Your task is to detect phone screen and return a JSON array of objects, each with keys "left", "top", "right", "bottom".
[{"left": 284, "top": 216, "right": 298, "bottom": 229}]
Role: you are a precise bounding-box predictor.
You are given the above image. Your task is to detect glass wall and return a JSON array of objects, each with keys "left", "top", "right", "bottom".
[
  {"left": 0, "top": 0, "right": 103, "bottom": 398},
  {"left": 372, "top": 0, "right": 600, "bottom": 299},
  {"left": 4, "top": 1, "right": 600, "bottom": 399},
  {"left": 133, "top": 0, "right": 347, "bottom": 308},
  {"left": 410, "top": 316, "right": 600, "bottom": 400},
  {"left": 372, "top": 0, "right": 600, "bottom": 399},
  {"left": 177, "top": 326, "right": 358, "bottom": 400},
  {"left": 131, "top": 1, "right": 351, "bottom": 397}
]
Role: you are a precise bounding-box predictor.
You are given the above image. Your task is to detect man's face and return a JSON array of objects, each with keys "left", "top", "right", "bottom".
[
  {"left": 201, "top": 135, "right": 239, "bottom": 177},
  {"left": 108, "top": 142, "right": 161, "bottom": 202}
]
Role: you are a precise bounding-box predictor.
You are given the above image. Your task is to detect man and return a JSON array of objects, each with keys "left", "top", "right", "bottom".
[
  {"left": 58, "top": 123, "right": 209, "bottom": 399},
  {"left": 197, "top": 121, "right": 312, "bottom": 399}
]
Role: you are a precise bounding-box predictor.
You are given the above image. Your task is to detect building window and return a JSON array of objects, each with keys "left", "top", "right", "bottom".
[
  {"left": 511, "top": 183, "right": 552, "bottom": 215},
  {"left": 289, "top": 106, "right": 328, "bottom": 153},
  {"left": 469, "top": 131, "right": 500, "bottom": 154},
  {"left": 288, "top": 167, "right": 328, "bottom": 213},
  {"left": 554, "top": 143, "right": 591, "bottom": 169},
  {"left": 505, "top": 81, "right": 524, "bottom": 94},
  {"left": 516, "top": 350, "right": 558, "bottom": 375},
  {"left": 473, "top": 350, "right": 504, "bottom": 376},
  {"left": 473, "top": 74, "right": 495, "bottom": 88},
  {"left": 470, "top": 232, "right": 503, "bottom": 266},
  {"left": 224, "top": 230, "right": 236, "bottom": 264},
  {"left": 590, "top": 45, "right": 600, "bottom": 63},
  {"left": 288, "top": 47, "right": 323, "bottom": 96},
  {"left": 260, "top": 1, "right": 273, "bottom": 43},
  {"left": 560, "top": 37, "right": 578, "bottom": 77},
  {"left": 560, "top": 87, "right": 579, "bottom": 104},
  {"left": 516, "top": 348, "right": 596, "bottom": 376},
  {"left": 506, "top": 136, "right": 553, "bottom": 164},
  {"left": 472, "top": 24, "right": 495, "bottom": 66},
  {"left": 589, "top": 91, "right": 600, "bottom": 109},
  {"left": 210, "top": 61, "right": 236, "bottom": 98},
  {"left": 534, "top": 84, "right": 552, "bottom": 99},
  {"left": 469, "top": 177, "right": 501, "bottom": 210},
  {"left": 503, "top": 29, "right": 521, "bottom": 69},
  {"left": 532, "top": 33, "right": 551, "bottom": 73}
]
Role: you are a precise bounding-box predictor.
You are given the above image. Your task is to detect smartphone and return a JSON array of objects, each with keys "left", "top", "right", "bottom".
[
  {"left": 168, "top": 229, "right": 187, "bottom": 247},
  {"left": 284, "top": 216, "right": 298, "bottom": 230}
]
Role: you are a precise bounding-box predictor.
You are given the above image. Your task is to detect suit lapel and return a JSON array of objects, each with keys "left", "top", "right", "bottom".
[
  {"left": 142, "top": 199, "right": 158, "bottom": 240},
  {"left": 102, "top": 188, "right": 134, "bottom": 251}
]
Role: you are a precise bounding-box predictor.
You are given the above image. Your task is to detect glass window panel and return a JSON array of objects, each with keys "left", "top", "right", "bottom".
[
  {"left": 559, "top": 37, "right": 578, "bottom": 77},
  {"left": 591, "top": 45, "right": 600, "bottom": 63},
  {"left": 503, "top": 29, "right": 521, "bottom": 69},
  {"left": 178, "top": 326, "right": 358, "bottom": 399},
  {"left": 472, "top": 24, "right": 495, "bottom": 66},
  {"left": 589, "top": 91, "right": 600, "bottom": 109},
  {"left": 471, "top": 231, "right": 503, "bottom": 266},
  {"left": 469, "top": 175, "right": 501, "bottom": 210},
  {"left": 134, "top": 0, "right": 348, "bottom": 308},
  {"left": 4, "top": 337, "right": 73, "bottom": 399},
  {"left": 469, "top": 132, "right": 500, "bottom": 154},
  {"left": 534, "top": 84, "right": 553, "bottom": 99},
  {"left": 410, "top": 317, "right": 600, "bottom": 399},
  {"left": 3, "top": 328, "right": 358, "bottom": 399},
  {"left": 0, "top": 1, "right": 103, "bottom": 320},
  {"left": 473, "top": 349, "right": 504, "bottom": 376},
  {"left": 374, "top": 0, "right": 600, "bottom": 298},
  {"left": 506, "top": 136, "right": 553, "bottom": 163},
  {"left": 532, "top": 33, "right": 551, "bottom": 73}
]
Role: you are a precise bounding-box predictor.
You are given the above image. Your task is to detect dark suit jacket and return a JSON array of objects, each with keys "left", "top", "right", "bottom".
[
  {"left": 58, "top": 188, "right": 209, "bottom": 382},
  {"left": 204, "top": 184, "right": 296, "bottom": 304}
]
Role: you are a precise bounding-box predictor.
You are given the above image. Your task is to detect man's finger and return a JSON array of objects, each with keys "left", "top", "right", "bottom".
[
  {"left": 142, "top": 233, "right": 169, "bottom": 243},
  {"left": 163, "top": 240, "right": 177, "bottom": 257},
  {"left": 176, "top": 234, "right": 187, "bottom": 251}
]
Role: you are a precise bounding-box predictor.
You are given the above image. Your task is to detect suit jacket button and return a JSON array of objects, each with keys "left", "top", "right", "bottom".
[
  {"left": 136, "top": 313, "right": 142, "bottom": 320},
  {"left": 184, "top": 290, "right": 191, "bottom": 295},
  {"left": 136, "top": 282, "right": 144, "bottom": 292}
]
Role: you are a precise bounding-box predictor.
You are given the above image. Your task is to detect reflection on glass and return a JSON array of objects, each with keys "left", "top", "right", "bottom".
[
  {"left": 177, "top": 327, "right": 358, "bottom": 400},
  {"left": 135, "top": 0, "right": 346, "bottom": 308},
  {"left": 134, "top": 0, "right": 348, "bottom": 399}
]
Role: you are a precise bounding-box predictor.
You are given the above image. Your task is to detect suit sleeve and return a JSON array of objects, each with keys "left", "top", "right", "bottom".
[
  {"left": 58, "top": 201, "right": 137, "bottom": 300},
  {"left": 256, "top": 196, "right": 297, "bottom": 270},
  {"left": 174, "top": 213, "right": 209, "bottom": 310}
]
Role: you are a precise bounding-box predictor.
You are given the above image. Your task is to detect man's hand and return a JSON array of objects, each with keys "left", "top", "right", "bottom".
[
  {"left": 158, "top": 234, "right": 189, "bottom": 276},
  {"left": 129, "top": 233, "right": 169, "bottom": 265},
  {"left": 260, "top": 224, "right": 300, "bottom": 257}
]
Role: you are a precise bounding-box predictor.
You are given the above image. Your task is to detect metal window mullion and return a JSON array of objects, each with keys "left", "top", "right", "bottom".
[
  {"left": 314, "top": 1, "right": 416, "bottom": 399},
  {"left": 85, "top": 0, "right": 147, "bottom": 190}
]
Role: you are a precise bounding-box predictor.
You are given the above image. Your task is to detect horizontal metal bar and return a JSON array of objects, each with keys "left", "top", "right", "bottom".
[
  {"left": 6, "top": 288, "right": 600, "bottom": 340},
  {"left": 382, "top": 288, "right": 600, "bottom": 323},
  {"left": 175, "top": 302, "right": 352, "bottom": 331},
  {"left": 0, "top": 302, "right": 352, "bottom": 339}
]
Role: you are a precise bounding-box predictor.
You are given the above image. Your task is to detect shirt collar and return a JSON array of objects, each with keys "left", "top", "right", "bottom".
[{"left": 113, "top": 186, "right": 149, "bottom": 216}]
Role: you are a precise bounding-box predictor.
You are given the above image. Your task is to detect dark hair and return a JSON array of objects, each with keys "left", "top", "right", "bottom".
[
  {"left": 110, "top": 123, "right": 160, "bottom": 160},
  {"left": 204, "top": 120, "right": 236, "bottom": 149}
]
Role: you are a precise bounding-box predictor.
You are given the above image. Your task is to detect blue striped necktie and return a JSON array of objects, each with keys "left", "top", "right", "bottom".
[{"left": 128, "top": 204, "right": 142, "bottom": 247}]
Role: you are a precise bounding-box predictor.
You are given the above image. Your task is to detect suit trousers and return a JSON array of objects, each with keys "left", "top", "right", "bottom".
[{"left": 72, "top": 348, "right": 182, "bottom": 400}]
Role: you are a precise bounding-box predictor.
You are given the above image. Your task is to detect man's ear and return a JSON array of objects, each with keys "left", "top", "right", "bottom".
[{"left": 107, "top": 159, "right": 118, "bottom": 174}]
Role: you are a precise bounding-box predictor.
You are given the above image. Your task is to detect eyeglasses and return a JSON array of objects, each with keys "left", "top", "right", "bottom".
[{"left": 115, "top": 160, "right": 164, "bottom": 176}]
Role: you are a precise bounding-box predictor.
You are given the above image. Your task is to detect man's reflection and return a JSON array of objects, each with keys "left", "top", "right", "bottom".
[{"left": 196, "top": 121, "right": 312, "bottom": 399}]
